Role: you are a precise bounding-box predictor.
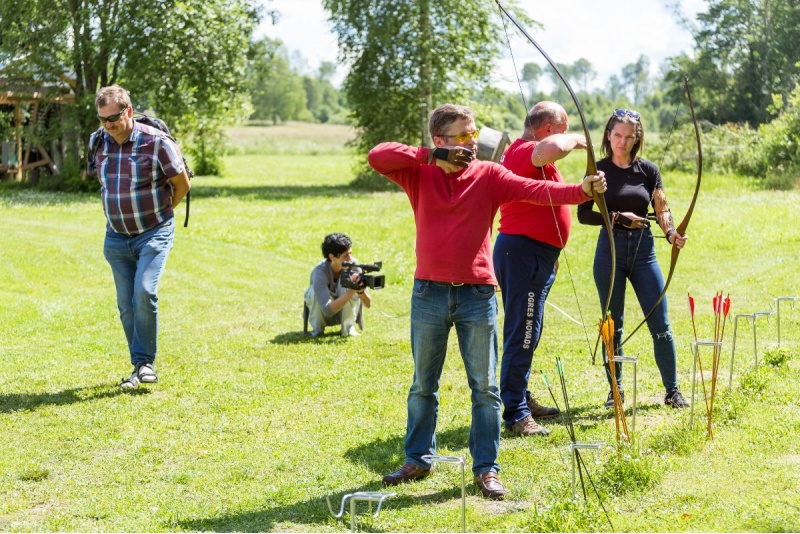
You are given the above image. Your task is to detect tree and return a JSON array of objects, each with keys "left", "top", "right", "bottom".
[
  {"left": 521, "top": 62, "right": 543, "bottom": 102},
  {"left": 247, "top": 38, "right": 307, "bottom": 124},
  {"left": 621, "top": 55, "right": 650, "bottom": 105},
  {"left": 607, "top": 74, "right": 625, "bottom": 102},
  {"left": 304, "top": 62, "right": 346, "bottom": 124},
  {"left": 665, "top": 0, "right": 800, "bottom": 126},
  {"left": 0, "top": 0, "right": 260, "bottom": 177},
  {"left": 322, "top": 0, "right": 531, "bottom": 179},
  {"left": 545, "top": 62, "right": 573, "bottom": 104},
  {"left": 572, "top": 58, "right": 596, "bottom": 94}
]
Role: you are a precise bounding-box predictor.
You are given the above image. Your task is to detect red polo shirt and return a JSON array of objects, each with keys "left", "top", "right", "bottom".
[{"left": 368, "top": 142, "right": 590, "bottom": 285}]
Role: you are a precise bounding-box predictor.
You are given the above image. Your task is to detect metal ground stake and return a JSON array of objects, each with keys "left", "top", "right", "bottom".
[
  {"left": 422, "top": 454, "right": 466, "bottom": 533},
  {"left": 326, "top": 491, "right": 396, "bottom": 532},
  {"left": 775, "top": 296, "right": 797, "bottom": 346},
  {"left": 608, "top": 354, "right": 638, "bottom": 441},
  {"left": 564, "top": 441, "right": 604, "bottom": 501}
]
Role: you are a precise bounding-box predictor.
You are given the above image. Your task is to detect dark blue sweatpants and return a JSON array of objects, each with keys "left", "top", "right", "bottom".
[{"left": 493, "top": 233, "right": 560, "bottom": 427}]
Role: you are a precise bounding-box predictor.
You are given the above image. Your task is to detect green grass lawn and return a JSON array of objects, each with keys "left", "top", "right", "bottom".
[{"left": 1, "top": 123, "right": 799, "bottom": 532}]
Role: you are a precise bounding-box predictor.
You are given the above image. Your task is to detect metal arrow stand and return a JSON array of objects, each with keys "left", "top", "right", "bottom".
[
  {"left": 775, "top": 296, "right": 797, "bottom": 346},
  {"left": 326, "top": 491, "right": 396, "bottom": 532},
  {"left": 689, "top": 340, "right": 722, "bottom": 430},
  {"left": 564, "top": 441, "right": 604, "bottom": 501},
  {"left": 608, "top": 354, "right": 638, "bottom": 441},
  {"left": 729, "top": 311, "right": 772, "bottom": 388},
  {"left": 422, "top": 455, "right": 466, "bottom": 533}
]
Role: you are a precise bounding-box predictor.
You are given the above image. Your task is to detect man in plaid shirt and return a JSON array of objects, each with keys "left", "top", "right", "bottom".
[{"left": 88, "top": 85, "right": 191, "bottom": 389}]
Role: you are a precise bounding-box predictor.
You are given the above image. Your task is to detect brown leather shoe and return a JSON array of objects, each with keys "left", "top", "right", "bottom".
[
  {"left": 526, "top": 392, "right": 560, "bottom": 419},
  {"left": 382, "top": 462, "right": 432, "bottom": 486},
  {"left": 509, "top": 415, "right": 551, "bottom": 436},
  {"left": 474, "top": 471, "right": 507, "bottom": 500}
]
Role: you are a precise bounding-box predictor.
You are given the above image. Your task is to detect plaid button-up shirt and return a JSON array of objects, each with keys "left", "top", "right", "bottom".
[{"left": 88, "top": 122, "right": 185, "bottom": 236}]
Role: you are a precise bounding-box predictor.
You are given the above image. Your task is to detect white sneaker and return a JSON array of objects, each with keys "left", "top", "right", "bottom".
[{"left": 342, "top": 327, "right": 360, "bottom": 337}]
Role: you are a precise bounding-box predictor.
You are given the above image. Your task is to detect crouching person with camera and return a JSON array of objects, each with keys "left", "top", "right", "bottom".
[{"left": 305, "top": 233, "right": 372, "bottom": 337}]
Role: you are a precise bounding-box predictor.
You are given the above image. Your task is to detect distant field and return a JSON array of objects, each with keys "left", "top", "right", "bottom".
[{"left": 224, "top": 121, "right": 356, "bottom": 156}]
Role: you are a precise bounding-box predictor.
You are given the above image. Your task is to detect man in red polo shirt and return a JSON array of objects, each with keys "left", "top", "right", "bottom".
[
  {"left": 368, "top": 103, "right": 605, "bottom": 500},
  {"left": 494, "top": 101, "right": 588, "bottom": 437}
]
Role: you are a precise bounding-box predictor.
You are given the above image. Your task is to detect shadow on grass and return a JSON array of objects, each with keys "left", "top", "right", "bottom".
[
  {"left": 0, "top": 186, "right": 96, "bottom": 206},
  {"left": 191, "top": 183, "right": 379, "bottom": 202},
  {"left": 0, "top": 183, "right": 394, "bottom": 206},
  {"left": 174, "top": 480, "right": 467, "bottom": 532},
  {"left": 270, "top": 331, "right": 354, "bottom": 345},
  {"left": 343, "top": 426, "right": 471, "bottom": 475},
  {"left": 567, "top": 399, "right": 665, "bottom": 423},
  {"left": 0, "top": 383, "right": 147, "bottom": 413}
]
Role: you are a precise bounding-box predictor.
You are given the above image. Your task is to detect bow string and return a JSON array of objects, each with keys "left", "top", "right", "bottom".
[
  {"left": 494, "top": 0, "right": 616, "bottom": 364},
  {"left": 619, "top": 76, "right": 702, "bottom": 348}
]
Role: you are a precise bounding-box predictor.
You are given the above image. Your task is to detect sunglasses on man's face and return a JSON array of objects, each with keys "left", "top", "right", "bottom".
[
  {"left": 440, "top": 130, "right": 480, "bottom": 143},
  {"left": 97, "top": 106, "right": 129, "bottom": 124},
  {"left": 613, "top": 108, "right": 640, "bottom": 120}
]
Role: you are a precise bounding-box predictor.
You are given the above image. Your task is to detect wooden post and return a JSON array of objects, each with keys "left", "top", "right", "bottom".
[{"left": 14, "top": 103, "right": 23, "bottom": 181}]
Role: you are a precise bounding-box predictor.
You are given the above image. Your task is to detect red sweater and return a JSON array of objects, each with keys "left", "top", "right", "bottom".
[
  {"left": 368, "top": 142, "right": 591, "bottom": 285},
  {"left": 498, "top": 138, "right": 572, "bottom": 248}
]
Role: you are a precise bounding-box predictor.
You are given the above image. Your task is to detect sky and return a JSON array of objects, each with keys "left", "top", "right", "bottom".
[{"left": 256, "top": 0, "right": 708, "bottom": 92}]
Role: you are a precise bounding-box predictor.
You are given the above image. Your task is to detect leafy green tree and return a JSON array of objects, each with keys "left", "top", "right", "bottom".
[
  {"left": 621, "top": 55, "right": 650, "bottom": 105},
  {"left": 322, "top": 0, "right": 531, "bottom": 182},
  {"left": 0, "top": 0, "right": 259, "bottom": 178},
  {"left": 572, "top": 58, "right": 596, "bottom": 94},
  {"left": 740, "top": 80, "right": 800, "bottom": 185},
  {"left": 521, "top": 62, "right": 543, "bottom": 103},
  {"left": 604, "top": 74, "right": 624, "bottom": 102},
  {"left": 302, "top": 62, "right": 346, "bottom": 124},
  {"left": 545, "top": 62, "right": 574, "bottom": 104},
  {"left": 665, "top": 0, "right": 800, "bottom": 126},
  {"left": 247, "top": 38, "right": 307, "bottom": 124}
]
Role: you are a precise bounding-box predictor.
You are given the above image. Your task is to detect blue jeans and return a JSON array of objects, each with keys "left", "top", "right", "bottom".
[
  {"left": 493, "top": 233, "right": 559, "bottom": 427},
  {"left": 406, "top": 279, "right": 501, "bottom": 476},
  {"left": 103, "top": 218, "right": 174, "bottom": 367},
  {"left": 593, "top": 228, "right": 678, "bottom": 393}
]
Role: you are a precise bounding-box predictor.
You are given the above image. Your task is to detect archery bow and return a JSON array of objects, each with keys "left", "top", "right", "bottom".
[
  {"left": 619, "top": 76, "right": 702, "bottom": 348},
  {"left": 494, "top": 0, "right": 616, "bottom": 365}
]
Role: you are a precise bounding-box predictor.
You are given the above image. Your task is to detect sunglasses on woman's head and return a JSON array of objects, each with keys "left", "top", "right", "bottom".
[
  {"left": 613, "top": 108, "right": 640, "bottom": 120},
  {"left": 97, "top": 106, "right": 129, "bottom": 124}
]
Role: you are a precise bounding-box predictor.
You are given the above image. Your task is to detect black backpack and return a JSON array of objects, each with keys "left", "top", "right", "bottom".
[{"left": 89, "top": 113, "right": 194, "bottom": 227}]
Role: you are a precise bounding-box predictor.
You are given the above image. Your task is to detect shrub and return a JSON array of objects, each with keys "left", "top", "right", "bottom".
[{"left": 763, "top": 346, "right": 793, "bottom": 368}]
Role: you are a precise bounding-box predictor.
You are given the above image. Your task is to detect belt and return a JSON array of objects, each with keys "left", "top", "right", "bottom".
[{"left": 429, "top": 280, "right": 467, "bottom": 287}]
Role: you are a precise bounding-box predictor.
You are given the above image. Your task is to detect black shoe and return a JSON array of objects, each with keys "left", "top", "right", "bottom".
[
  {"left": 526, "top": 391, "right": 560, "bottom": 419},
  {"left": 604, "top": 389, "right": 624, "bottom": 408},
  {"left": 665, "top": 389, "right": 689, "bottom": 408}
]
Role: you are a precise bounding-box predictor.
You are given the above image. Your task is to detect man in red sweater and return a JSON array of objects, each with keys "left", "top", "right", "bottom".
[
  {"left": 368, "top": 104, "right": 606, "bottom": 500},
  {"left": 494, "top": 101, "right": 588, "bottom": 437}
]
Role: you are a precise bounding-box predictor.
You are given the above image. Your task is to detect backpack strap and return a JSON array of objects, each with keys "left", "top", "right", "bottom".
[
  {"left": 135, "top": 114, "right": 193, "bottom": 227},
  {"left": 88, "top": 127, "right": 105, "bottom": 171}
]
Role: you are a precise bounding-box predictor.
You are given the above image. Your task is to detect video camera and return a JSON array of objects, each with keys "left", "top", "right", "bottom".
[{"left": 341, "top": 261, "right": 385, "bottom": 290}]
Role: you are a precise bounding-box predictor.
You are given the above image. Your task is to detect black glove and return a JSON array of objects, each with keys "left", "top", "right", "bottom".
[{"left": 432, "top": 147, "right": 474, "bottom": 169}]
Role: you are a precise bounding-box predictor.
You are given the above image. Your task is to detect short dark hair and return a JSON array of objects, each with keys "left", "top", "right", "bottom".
[
  {"left": 321, "top": 233, "right": 352, "bottom": 259},
  {"left": 429, "top": 104, "right": 474, "bottom": 139},
  {"left": 95, "top": 85, "right": 132, "bottom": 111}
]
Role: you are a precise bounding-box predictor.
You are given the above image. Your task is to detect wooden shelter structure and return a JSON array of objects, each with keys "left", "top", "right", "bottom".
[{"left": 0, "top": 73, "right": 75, "bottom": 182}]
